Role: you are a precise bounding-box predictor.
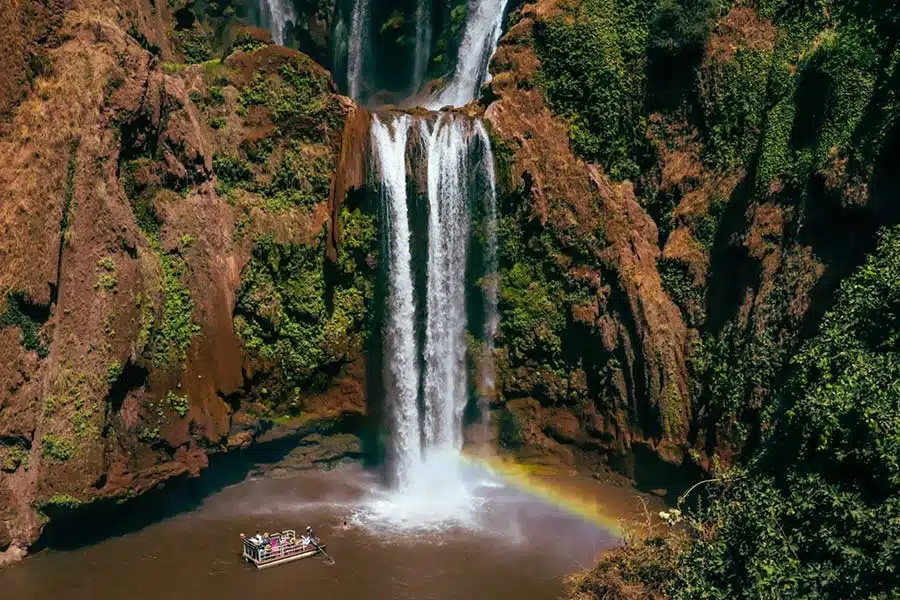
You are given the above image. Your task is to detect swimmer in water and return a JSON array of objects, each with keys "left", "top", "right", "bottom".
[{"left": 340, "top": 520, "right": 350, "bottom": 530}]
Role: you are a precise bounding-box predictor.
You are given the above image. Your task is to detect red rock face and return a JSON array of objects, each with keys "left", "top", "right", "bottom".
[
  {"left": 481, "top": 9, "right": 691, "bottom": 473},
  {"left": 0, "top": 1, "right": 365, "bottom": 561}
]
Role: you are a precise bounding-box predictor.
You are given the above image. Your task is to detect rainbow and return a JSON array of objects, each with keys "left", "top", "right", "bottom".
[{"left": 459, "top": 452, "right": 626, "bottom": 535}]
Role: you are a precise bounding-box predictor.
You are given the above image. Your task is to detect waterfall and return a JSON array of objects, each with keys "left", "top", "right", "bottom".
[
  {"left": 412, "top": 0, "right": 432, "bottom": 94},
  {"left": 343, "top": 0, "right": 506, "bottom": 531},
  {"left": 474, "top": 120, "right": 499, "bottom": 415},
  {"left": 347, "top": 0, "right": 370, "bottom": 100},
  {"left": 421, "top": 116, "right": 471, "bottom": 452},
  {"left": 370, "top": 115, "right": 421, "bottom": 487},
  {"left": 364, "top": 112, "right": 497, "bottom": 529},
  {"left": 429, "top": 0, "right": 510, "bottom": 108},
  {"left": 258, "top": 0, "right": 294, "bottom": 45}
]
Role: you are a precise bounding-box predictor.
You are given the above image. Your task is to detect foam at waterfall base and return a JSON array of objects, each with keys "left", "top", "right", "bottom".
[{"left": 351, "top": 450, "right": 489, "bottom": 535}]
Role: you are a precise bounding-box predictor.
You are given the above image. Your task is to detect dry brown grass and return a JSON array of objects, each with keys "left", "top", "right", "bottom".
[
  {"left": 565, "top": 499, "right": 685, "bottom": 600},
  {"left": 706, "top": 6, "right": 777, "bottom": 64}
]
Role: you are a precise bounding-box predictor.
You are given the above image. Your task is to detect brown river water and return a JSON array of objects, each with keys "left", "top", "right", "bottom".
[{"left": 0, "top": 461, "right": 663, "bottom": 600}]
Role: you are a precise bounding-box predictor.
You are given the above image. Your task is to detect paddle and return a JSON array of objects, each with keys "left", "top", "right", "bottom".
[{"left": 311, "top": 538, "right": 335, "bottom": 566}]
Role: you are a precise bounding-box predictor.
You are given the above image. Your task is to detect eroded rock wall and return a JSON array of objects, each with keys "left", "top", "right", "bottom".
[{"left": 0, "top": 0, "right": 371, "bottom": 561}]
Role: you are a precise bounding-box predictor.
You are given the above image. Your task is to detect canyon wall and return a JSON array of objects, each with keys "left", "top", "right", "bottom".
[
  {"left": 1, "top": 0, "right": 898, "bottom": 576},
  {"left": 0, "top": 0, "right": 372, "bottom": 562}
]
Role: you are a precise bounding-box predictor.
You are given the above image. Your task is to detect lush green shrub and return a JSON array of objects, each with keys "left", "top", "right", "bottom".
[
  {"left": 534, "top": 0, "right": 652, "bottom": 179},
  {"left": 699, "top": 42, "right": 774, "bottom": 170},
  {"left": 152, "top": 253, "right": 200, "bottom": 369},
  {"left": 176, "top": 27, "right": 212, "bottom": 63},
  {"left": 240, "top": 57, "right": 335, "bottom": 134},
  {"left": 166, "top": 391, "right": 190, "bottom": 418},
  {"left": 669, "top": 226, "right": 900, "bottom": 599},
  {"left": 213, "top": 153, "right": 254, "bottom": 189},
  {"left": 234, "top": 220, "right": 375, "bottom": 397},
  {"left": 648, "top": 0, "right": 720, "bottom": 56},
  {"left": 42, "top": 435, "right": 74, "bottom": 461},
  {"left": 499, "top": 262, "right": 566, "bottom": 362},
  {"left": 261, "top": 143, "right": 333, "bottom": 210}
]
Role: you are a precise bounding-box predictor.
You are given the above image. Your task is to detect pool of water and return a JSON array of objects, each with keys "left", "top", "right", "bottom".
[{"left": 0, "top": 462, "right": 657, "bottom": 600}]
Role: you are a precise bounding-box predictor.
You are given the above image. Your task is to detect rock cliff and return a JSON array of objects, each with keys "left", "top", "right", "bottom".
[
  {"left": 0, "top": 0, "right": 371, "bottom": 562},
  {"left": 2, "top": 0, "right": 898, "bottom": 576}
]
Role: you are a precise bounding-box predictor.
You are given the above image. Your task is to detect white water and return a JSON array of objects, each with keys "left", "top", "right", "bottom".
[
  {"left": 413, "top": 0, "right": 432, "bottom": 94},
  {"left": 258, "top": 0, "right": 295, "bottom": 45},
  {"left": 342, "top": 0, "right": 508, "bottom": 531},
  {"left": 362, "top": 114, "right": 503, "bottom": 531},
  {"left": 347, "top": 0, "right": 370, "bottom": 100},
  {"left": 428, "top": 0, "right": 510, "bottom": 108},
  {"left": 422, "top": 115, "right": 471, "bottom": 452},
  {"left": 370, "top": 116, "right": 422, "bottom": 488},
  {"left": 474, "top": 120, "right": 499, "bottom": 413},
  {"left": 332, "top": 14, "right": 349, "bottom": 92}
]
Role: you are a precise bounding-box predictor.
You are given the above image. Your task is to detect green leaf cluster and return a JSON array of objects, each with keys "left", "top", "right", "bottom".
[
  {"left": 0, "top": 292, "right": 49, "bottom": 358},
  {"left": 534, "top": 0, "right": 654, "bottom": 179},
  {"left": 671, "top": 226, "right": 900, "bottom": 598},
  {"left": 234, "top": 208, "right": 376, "bottom": 400}
]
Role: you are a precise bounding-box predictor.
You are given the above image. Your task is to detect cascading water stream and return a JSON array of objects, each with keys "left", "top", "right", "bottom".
[
  {"left": 357, "top": 112, "right": 503, "bottom": 531},
  {"left": 412, "top": 0, "right": 432, "bottom": 94},
  {"left": 370, "top": 115, "right": 422, "bottom": 488},
  {"left": 428, "top": 0, "right": 510, "bottom": 108},
  {"left": 421, "top": 117, "right": 471, "bottom": 453},
  {"left": 260, "top": 0, "right": 507, "bottom": 531},
  {"left": 347, "top": 0, "right": 371, "bottom": 100},
  {"left": 474, "top": 120, "right": 499, "bottom": 415},
  {"left": 258, "top": 0, "right": 294, "bottom": 45}
]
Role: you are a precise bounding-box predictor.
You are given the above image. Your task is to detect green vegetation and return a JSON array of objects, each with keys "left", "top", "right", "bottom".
[
  {"left": 119, "top": 154, "right": 200, "bottom": 372},
  {"left": 44, "top": 370, "right": 101, "bottom": 443},
  {"left": 37, "top": 494, "right": 81, "bottom": 512},
  {"left": 525, "top": 1, "right": 900, "bottom": 595},
  {"left": 427, "top": 0, "right": 470, "bottom": 77},
  {"left": 572, "top": 226, "right": 900, "bottom": 598},
  {"left": 234, "top": 207, "right": 375, "bottom": 401},
  {"left": 240, "top": 57, "right": 337, "bottom": 135},
  {"left": 0, "top": 292, "right": 49, "bottom": 357},
  {"left": 647, "top": 0, "right": 720, "bottom": 56},
  {"left": 208, "top": 85, "right": 226, "bottom": 105},
  {"left": 41, "top": 434, "right": 74, "bottom": 461},
  {"left": 229, "top": 29, "right": 269, "bottom": 54},
  {"left": 176, "top": 27, "right": 212, "bottom": 63},
  {"left": 499, "top": 262, "right": 565, "bottom": 361},
  {"left": 261, "top": 143, "right": 333, "bottom": 210},
  {"left": 95, "top": 257, "right": 118, "bottom": 291},
  {"left": 137, "top": 427, "right": 160, "bottom": 443},
  {"left": 235, "top": 234, "right": 360, "bottom": 393},
  {"left": 534, "top": 0, "right": 653, "bottom": 179},
  {"left": 1, "top": 444, "right": 29, "bottom": 472},
  {"left": 166, "top": 391, "right": 190, "bottom": 418},
  {"left": 213, "top": 153, "right": 254, "bottom": 190},
  {"left": 152, "top": 252, "right": 200, "bottom": 369},
  {"left": 657, "top": 257, "right": 703, "bottom": 324},
  {"left": 106, "top": 360, "right": 123, "bottom": 385},
  {"left": 698, "top": 34, "right": 773, "bottom": 170},
  {"left": 703, "top": 226, "right": 900, "bottom": 597}
]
